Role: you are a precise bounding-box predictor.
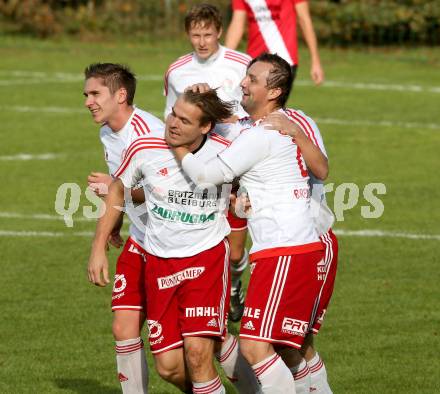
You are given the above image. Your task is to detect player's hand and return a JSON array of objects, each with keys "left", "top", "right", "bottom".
[
  {"left": 87, "top": 248, "right": 110, "bottom": 287},
  {"left": 108, "top": 231, "right": 124, "bottom": 249},
  {"left": 184, "top": 83, "right": 211, "bottom": 93},
  {"left": 311, "top": 61, "right": 324, "bottom": 85},
  {"left": 263, "top": 112, "right": 302, "bottom": 138},
  {"left": 229, "top": 192, "right": 252, "bottom": 218},
  {"left": 87, "top": 172, "right": 113, "bottom": 197}
]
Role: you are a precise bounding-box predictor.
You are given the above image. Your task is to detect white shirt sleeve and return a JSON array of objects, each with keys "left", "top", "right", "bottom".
[{"left": 181, "top": 126, "right": 270, "bottom": 185}]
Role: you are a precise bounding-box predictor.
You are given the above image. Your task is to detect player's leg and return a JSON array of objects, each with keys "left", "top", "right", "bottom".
[
  {"left": 111, "top": 238, "right": 148, "bottom": 393},
  {"left": 240, "top": 339, "right": 295, "bottom": 393},
  {"left": 153, "top": 348, "right": 192, "bottom": 392},
  {"left": 179, "top": 240, "right": 232, "bottom": 393},
  {"left": 183, "top": 336, "right": 226, "bottom": 393},
  {"left": 301, "top": 229, "right": 339, "bottom": 393},
  {"left": 226, "top": 214, "right": 248, "bottom": 322},
  {"left": 277, "top": 346, "right": 311, "bottom": 394},
  {"left": 215, "top": 333, "right": 260, "bottom": 393}
]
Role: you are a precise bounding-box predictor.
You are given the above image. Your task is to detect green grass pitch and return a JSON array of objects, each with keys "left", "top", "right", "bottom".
[{"left": 0, "top": 36, "right": 439, "bottom": 393}]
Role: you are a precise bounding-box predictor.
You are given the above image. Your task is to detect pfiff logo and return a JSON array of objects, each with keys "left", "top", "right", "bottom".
[
  {"left": 281, "top": 318, "right": 309, "bottom": 337},
  {"left": 147, "top": 320, "right": 163, "bottom": 339},
  {"left": 113, "top": 274, "right": 127, "bottom": 293}
]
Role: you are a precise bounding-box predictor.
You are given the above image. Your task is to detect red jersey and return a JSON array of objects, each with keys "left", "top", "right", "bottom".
[{"left": 232, "top": 0, "right": 307, "bottom": 65}]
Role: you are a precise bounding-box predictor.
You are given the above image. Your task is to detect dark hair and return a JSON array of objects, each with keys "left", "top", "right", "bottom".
[
  {"left": 185, "top": 3, "right": 222, "bottom": 33},
  {"left": 248, "top": 53, "right": 293, "bottom": 107},
  {"left": 182, "top": 89, "right": 233, "bottom": 131},
  {"left": 84, "top": 63, "right": 136, "bottom": 105}
]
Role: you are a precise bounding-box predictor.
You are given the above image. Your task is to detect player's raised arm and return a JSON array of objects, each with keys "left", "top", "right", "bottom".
[{"left": 88, "top": 179, "right": 125, "bottom": 287}]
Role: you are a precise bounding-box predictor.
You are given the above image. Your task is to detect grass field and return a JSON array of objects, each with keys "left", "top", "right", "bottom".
[{"left": 0, "top": 36, "right": 439, "bottom": 393}]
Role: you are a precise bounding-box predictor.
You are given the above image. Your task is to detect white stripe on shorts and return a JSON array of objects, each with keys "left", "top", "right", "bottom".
[{"left": 260, "top": 256, "right": 290, "bottom": 338}]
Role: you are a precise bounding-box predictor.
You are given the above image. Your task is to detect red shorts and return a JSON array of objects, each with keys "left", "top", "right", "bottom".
[
  {"left": 239, "top": 250, "right": 324, "bottom": 349},
  {"left": 312, "top": 229, "right": 339, "bottom": 333},
  {"left": 111, "top": 237, "right": 147, "bottom": 312},
  {"left": 226, "top": 210, "right": 248, "bottom": 232},
  {"left": 145, "top": 240, "right": 231, "bottom": 354}
]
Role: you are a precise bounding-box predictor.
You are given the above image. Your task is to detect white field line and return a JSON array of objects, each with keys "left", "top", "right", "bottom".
[
  {"left": 3, "top": 104, "right": 440, "bottom": 130},
  {"left": 334, "top": 229, "right": 440, "bottom": 241},
  {"left": 0, "top": 153, "right": 62, "bottom": 161},
  {"left": 0, "top": 211, "right": 438, "bottom": 240},
  {"left": 315, "top": 117, "right": 440, "bottom": 131},
  {"left": 1, "top": 70, "right": 439, "bottom": 93},
  {"left": 0, "top": 212, "right": 93, "bottom": 222}
]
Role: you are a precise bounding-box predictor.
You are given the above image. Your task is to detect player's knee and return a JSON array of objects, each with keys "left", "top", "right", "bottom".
[
  {"left": 155, "top": 363, "right": 181, "bottom": 384},
  {"left": 185, "top": 342, "right": 210, "bottom": 372},
  {"left": 112, "top": 319, "right": 136, "bottom": 341},
  {"left": 239, "top": 339, "right": 271, "bottom": 366},
  {"left": 229, "top": 245, "right": 245, "bottom": 264}
]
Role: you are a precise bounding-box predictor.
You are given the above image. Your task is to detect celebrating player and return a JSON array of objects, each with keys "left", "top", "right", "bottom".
[
  {"left": 88, "top": 89, "right": 259, "bottom": 394},
  {"left": 84, "top": 62, "right": 165, "bottom": 393},
  {"left": 164, "top": 2, "right": 252, "bottom": 323},
  {"left": 169, "top": 54, "right": 336, "bottom": 393}
]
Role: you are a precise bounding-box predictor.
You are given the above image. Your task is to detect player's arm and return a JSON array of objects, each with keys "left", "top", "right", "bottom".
[
  {"left": 295, "top": 1, "right": 324, "bottom": 85},
  {"left": 88, "top": 179, "right": 125, "bottom": 287},
  {"left": 263, "top": 112, "right": 328, "bottom": 180},
  {"left": 170, "top": 128, "right": 269, "bottom": 185},
  {"left": 225, "top": 10, "right": 247, "bottom": 50}
]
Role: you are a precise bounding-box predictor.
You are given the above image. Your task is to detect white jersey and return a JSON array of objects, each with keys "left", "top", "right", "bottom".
[
  {"left": 114, "top": 131, "right": 231, "bottom": 258},
  {"left": 164, "top": 45, "right": 251, "bottom": 119},
  {"left": 217, "top": 126, "right": 322, "bottom": 260},
  {"left": 215, "top": 109, "right": 335, "bottom": 237},
  {"left": 100, "top": 107, "right": 165, "bottom": 247}
]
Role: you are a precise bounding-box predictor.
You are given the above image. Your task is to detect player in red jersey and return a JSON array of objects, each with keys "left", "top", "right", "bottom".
[{"left": 225, "top": 0, "right": 324, "bottom": 85}]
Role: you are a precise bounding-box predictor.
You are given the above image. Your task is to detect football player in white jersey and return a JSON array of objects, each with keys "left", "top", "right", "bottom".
[
  {"left": 84, "top": 63, "right": 166, "bottom": 393},
  {"left": 169, "top": 54, "right": 335, "bottom": 394},
  {"left": 164, "top": 3, "right": 252, "bottom": 322},
  {"left": 88, "top": 90, "right": 260, "bottom": 394}
]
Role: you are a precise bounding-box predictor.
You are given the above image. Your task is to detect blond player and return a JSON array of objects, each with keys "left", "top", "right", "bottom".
[
  {"left": 164, "top": 3, "right": 252, "bottom": 322},
  {"left": 88, "top": 90, "right": 260, "bottom": 394}
]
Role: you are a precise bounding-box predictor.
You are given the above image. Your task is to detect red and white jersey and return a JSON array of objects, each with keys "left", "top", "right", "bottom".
[
  {"left": 217, "top": 123, "right": 322, "bottom": 260},
  {"left": 216, "top": 110, "right": 334, "bottom": 236},
  {"left": 114, "top": 131, "right": 231, "bottom": 258},
  {"left": 100, "top": 107, "right": 165, "bottom": 246},
  {"left": 164, "top": 45, "right": 251, "bottom": 119},
  {"left": 232, "top": 0, "right": 306, "bottom": 65}
]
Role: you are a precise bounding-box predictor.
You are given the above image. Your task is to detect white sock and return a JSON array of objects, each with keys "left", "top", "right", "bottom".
[
  {"left": 192, "top": 376, "right": 225, "bottom": 394},
  {"left": 289, "top": 358, "right": 311, "bottom": 394},
  {"left": 252, "top": 353, "right": 295, "bottom": 394},
  {"left": 115, "top": 337, "right": 148, "bottom": 394},
  {"left": 308, "top": 352, "right": 332, "bottom": 394},
  {"left": 216, "top": 335, "right": 260, "bottom": 394},
  {"left": 231, "top": 249, "right": 248, "bottom": 289}
]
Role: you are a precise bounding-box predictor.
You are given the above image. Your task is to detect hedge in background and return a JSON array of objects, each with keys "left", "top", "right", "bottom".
[
  {"left": 311, "top": 0, "right": 440, "bottom": 45},
  {"left": 0, "top": 0, "right": 439, "bottom": 45}
]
